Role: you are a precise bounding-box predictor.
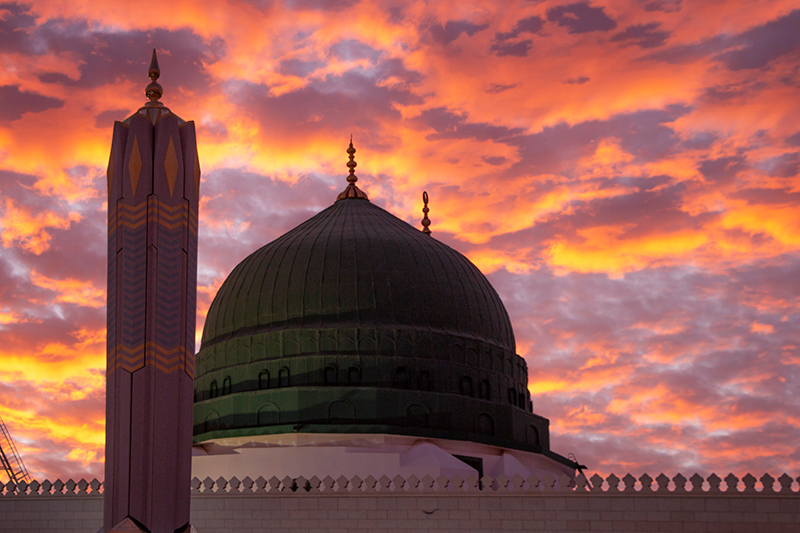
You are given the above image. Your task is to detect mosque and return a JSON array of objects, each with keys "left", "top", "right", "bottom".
[
  {"left": 99, "top": 50, "right": 577, "bottom": 532},
  {"left": 189, "top": 143, "right": 579, "bottom": 483},
  {"left": 2, "top": 50, "right": 792, "bottom": 533}
]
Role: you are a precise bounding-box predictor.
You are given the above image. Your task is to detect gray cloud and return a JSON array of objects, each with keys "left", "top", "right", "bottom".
[
  {"left": 428, "top": 20, "right": 489, "bottom": 45},
  {"left": 546, "top": 2, "right": 617, "bottom": 34},
  {"left": 490, "top": 39, "right": 533, "bottom": 57},
  {"left": 0, "top": 85, "right": 63, "bottom": 120},
  {"left": 611, "top": 22, "right": 670, "bottom": 49},
  {"left": 715, "top": 10, "right": 800, "bottom": 70}
]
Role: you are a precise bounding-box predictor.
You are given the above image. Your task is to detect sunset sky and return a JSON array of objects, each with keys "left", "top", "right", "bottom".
[{"left": 1, "top": 0, "right": 799, "bottom": 483}]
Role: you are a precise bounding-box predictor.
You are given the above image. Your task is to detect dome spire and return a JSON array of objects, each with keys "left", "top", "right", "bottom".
[
  {"left": 421, "top": 191, "right": 431, "bottom": 235},
  {"left": 145, "top": 48, "right": 163, "bottom": 107},
  {"left": 347, "top": 134, "right": 357, "bottom": 183},
  {"left": 336, "top": 136, "right": 369, "bottom": 201}
]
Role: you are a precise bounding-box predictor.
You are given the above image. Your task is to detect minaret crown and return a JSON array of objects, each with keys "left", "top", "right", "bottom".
[{"left": 144, "top": 49, "right": 163, "bottom": 107}]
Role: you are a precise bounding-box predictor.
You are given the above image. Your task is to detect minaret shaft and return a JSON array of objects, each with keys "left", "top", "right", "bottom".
[{"left": 104, "top": 101, "right": 200, "bottom": 533}]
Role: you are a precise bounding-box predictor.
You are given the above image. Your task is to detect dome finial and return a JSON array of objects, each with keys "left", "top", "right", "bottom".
[
  {"left": 145, "top": 48, "right": 163, "bottom": 106},
  {"left": 346, "top": 135, "right": 357, "bottom": 184},
  {"left": 336, "top": 137, "right": 369, "bottom": 201},
  {"left": 421, "top": 191, "right": 432, "bottom": 235}
]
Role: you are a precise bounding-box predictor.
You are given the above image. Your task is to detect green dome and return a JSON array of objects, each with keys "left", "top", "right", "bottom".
[
  {"left": 201, "top": 199, "right": 515, "bottom": 354},
  {"left": 193, "top": 197, "right": 553, "bottom": 455}
]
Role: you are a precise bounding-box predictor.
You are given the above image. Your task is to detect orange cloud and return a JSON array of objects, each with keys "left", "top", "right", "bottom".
[
  {"left": 750, "top": 322, "right": 774, "bottom": 334},
  {"left": 29, "top": 271, "right": 105, "bottom": 308},
  {"left": 0, "top": 198, "right": 81, "bottom": 254},
  {"left": 547, "top": 224, "right": 709, "bottom": 277},
  {"left": 0, "top": 327, "right": 105, "bottom": 385}
]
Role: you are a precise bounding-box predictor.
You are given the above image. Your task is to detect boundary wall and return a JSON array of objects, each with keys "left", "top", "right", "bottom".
[{"left": 1, "top": 473, "right": 798, "bottom": 532}]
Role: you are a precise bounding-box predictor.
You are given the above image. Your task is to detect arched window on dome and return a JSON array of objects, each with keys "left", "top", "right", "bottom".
[
  {"left": 279, "top": 367, "right": 290, "bottom": 388},
  {"left": 406, "top": 404, "right": 431, "bottom": 428},
  {"left": 526, "top": 425, "right": 540, "bottom": 447},
  {"left": 348, "top": 366, "right": 360, "bottom": 384},
  {"left": 507, "top": 388, "right": 516, "bottom": 406},
  {"left": 460, "top": 376, "right": 473, "bottom": 397},
  {"left": 258, "top": 370, "right": 270, "bottom": 389},
  {"left": 518, "top": 391, "right": 526, "bottom": 409},
  {"left": 210, "top": 380, "right": 218, "bottom": 398},
  {"left": 479, "top": 379, "right": 491, "bottom": 400},
  {"left": 324, "top": 365, "right": 337, "bottom": 385},
  {"left": 204, "top": 411, "right": 219, "bottom": 433},
  {"left": 395, "top": 367, "right": 409, "bottom": 388},
  {"left": 419, "top": 370, "right": 431, "bottom": 391},
  {"left": 257, "top": 403, "right": 280, "bottom": 426},
  {"left": 466, "top": 346, "right": 479, "bottom": 367},
  {"left": 477, "top": 413, "right": 494, "bottom": 436},
  {"left": 222, "top": 376, "right": 231, "bottom": 396},
  {"left": 328, "top": 400, "right": 354, "bottom": 421}
]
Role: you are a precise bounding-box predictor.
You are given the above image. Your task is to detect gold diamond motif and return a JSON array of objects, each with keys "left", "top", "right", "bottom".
[{"left": 128, "top": 136, "right": 142, "bottom": 196}]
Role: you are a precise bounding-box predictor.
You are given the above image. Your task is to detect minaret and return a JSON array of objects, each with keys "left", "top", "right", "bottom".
[{"left": 103, "top": 49, "right": 200, "bottom": 533}]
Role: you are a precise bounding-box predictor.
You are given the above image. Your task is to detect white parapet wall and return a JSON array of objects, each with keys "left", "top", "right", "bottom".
[{"left": 1, "top": 473, "right": 798, "bottom": 532}]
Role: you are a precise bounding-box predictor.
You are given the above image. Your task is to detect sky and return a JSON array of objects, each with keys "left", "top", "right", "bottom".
[{"left": 0, "top": 0, "right": 799, "bottom": 483}]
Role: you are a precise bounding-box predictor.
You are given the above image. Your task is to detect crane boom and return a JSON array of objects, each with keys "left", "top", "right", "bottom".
[{"left": 0, "top": 415, "right": 30, "bottom": 484}]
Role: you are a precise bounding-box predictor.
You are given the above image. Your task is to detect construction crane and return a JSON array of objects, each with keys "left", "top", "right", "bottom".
[{"left": 0, "top": 415, "right": 30, "bottom": 484}]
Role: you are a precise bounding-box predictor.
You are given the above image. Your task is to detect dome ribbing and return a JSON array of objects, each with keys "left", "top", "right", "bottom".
[{"left": 201, "top": 199, "right": 515, "bottom": 354}]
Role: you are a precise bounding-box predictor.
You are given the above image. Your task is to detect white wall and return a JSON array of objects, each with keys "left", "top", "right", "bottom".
[{"left": 1, "top": 473, "right": 798, "bottom": 533}]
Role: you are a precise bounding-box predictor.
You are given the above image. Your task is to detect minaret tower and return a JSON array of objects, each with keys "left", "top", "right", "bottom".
[{"left": 103, "top": 50, "right": 200, "bottom": 533}]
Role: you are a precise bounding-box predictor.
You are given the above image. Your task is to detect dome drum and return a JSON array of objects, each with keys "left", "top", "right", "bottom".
[
  {"left": 197, "top": 327, "right": 529, "bottom": 383},
  {"left": 193, "top": 386, "right": 551, "bottom": 455},
  {"left": 194, "top": 353, "right": 532, "bottom": 411}
]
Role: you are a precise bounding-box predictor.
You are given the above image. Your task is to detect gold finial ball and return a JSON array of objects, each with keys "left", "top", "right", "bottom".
[{"left": 145, "top": 81, "right": 163, "bottom": 102}]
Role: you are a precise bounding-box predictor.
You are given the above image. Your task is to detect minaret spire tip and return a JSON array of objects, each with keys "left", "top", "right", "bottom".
[{"left": 145, "top": 48, "right": 163, "bottom": 106}]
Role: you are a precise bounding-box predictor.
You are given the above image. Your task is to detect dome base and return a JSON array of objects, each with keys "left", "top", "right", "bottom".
[{"left": 192, "top": 433, "right": 575, "bottom": 483}]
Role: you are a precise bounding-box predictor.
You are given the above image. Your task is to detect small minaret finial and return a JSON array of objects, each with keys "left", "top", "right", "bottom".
[
  {"left": 346, "top": 135, "right": 357, "bottom": 184},
  {"left": 145, "top": 48, "right": 163, "bottom": 106},
  {"left": 336, "top": 136, "right": 369, "bottom": 201},
  {"left": 421, "top": 191, "right": 431, "bottom": 235}
]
